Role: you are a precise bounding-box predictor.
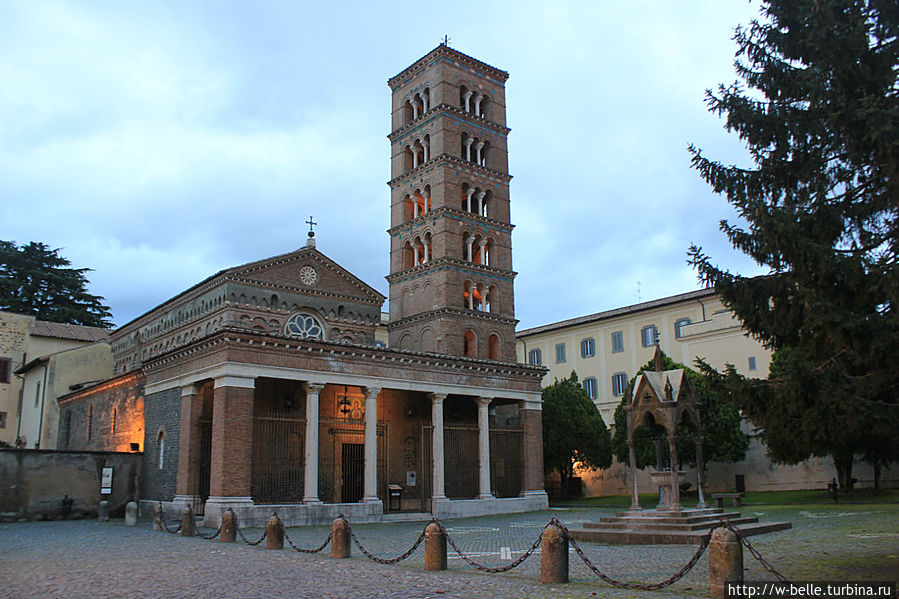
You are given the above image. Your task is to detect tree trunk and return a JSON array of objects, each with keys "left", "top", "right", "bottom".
[
  {"left": 834, "top": 452, "right": 853, "bottom": 490},
  {"left": 873, "top": 463, "right": 881, "bottom": 490}
]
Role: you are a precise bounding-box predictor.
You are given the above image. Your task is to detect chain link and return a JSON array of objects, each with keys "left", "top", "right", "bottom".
[
  {"left": 441, "top": 519, "right": 546, "bottom": 573},
  {"left": 720, "top": 520, "right": 790, "bottom": 582},
  {"left": 158, "top": 503, "right": 181, "bottom": 535},
  {"left": 344, "top": 518, "right": 427, "bottom": 564},
  {"left": 281, "top": 523, "right": 332, "bottom": 554},
  {"left": 233, "top": 518, "right": 268, "bottom": 546},
  {"left": 561, "top": 520, "right": 712, "bottom": 590}
]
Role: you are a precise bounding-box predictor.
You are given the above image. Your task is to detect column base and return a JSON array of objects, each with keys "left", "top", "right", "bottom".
[
  {"left": 172, "top": 494, "right": 201, "bottom": 507},
  {"left": 477, "top": 493, "right": 495, "bottom": 500},
  {"left": 362, "top": 496, "right": 383, "bottom": 505},
  {"left": 203, "top": 496, "right": 254, "bottom": 528},
  {"left": 303, "top": 497, "right": 322, "bottom": 504}
]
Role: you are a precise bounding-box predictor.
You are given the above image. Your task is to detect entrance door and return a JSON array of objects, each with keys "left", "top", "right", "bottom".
[{"left": 341, "top": 443, "right": 364, "bottom": 503}]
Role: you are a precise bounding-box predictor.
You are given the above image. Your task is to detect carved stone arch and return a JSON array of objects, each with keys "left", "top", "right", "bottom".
[
  {"left": 401, "top": 287, "right": 412, "bottom": 317},
  {"left": 419, "top": 327, "right": 436, "bottom": 352},
  {"left": 399, "top": 333, "right": 413, "bottom": 351},
  {"left": 238, "top": 293, "right": 247, "bottom": 305}
]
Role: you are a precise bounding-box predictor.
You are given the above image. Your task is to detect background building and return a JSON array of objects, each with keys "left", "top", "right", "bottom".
[
  {"left": 0, "top": 312, "right": 108, "bottom": 445},
  {"left": 516, "top": 289, "right": 897, "bottom": 494}
]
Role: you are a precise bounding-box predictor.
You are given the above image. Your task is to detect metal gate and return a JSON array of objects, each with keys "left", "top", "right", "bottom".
[
  {"left": 193, "top": 417, "right": 213, "bottom": 515},
  {"left": 251, "top": 410, "right": 306, "bottom": 504},
  {"left": 319, "top": 419, "right": 387, "bottom": 504},
  {"left": 490, "top": 428, "right": 523, "bottom": 498},
  {"left": 444, "top": 425, "right": 479, "bottom": 499}
]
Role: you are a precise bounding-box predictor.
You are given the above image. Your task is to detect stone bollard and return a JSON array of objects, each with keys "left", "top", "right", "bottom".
[
  {"left": 266, "top": 514, "right": 284, "bottom": 550},
  {"left": 331, "top": 517, "right": 350, "bottom": 558},
  {"left": 220, "top": 509, "right": 236, "bottom": 543},
  {"left": 97, "top": 500, "right": 110, "bottom": 522},
  {"left": 153, "top": 504, "right": 164, "bottom": 531},
  {"left": 180, "top": 507, "right": 195, "bottom": 537},
  {"left": 709, "top": 526, "right": 743, "bottom": 599},
  {"left": 124, "top": 502, "right": 138, "bottom": 526},
  {"left": 540, "top": 522, "right": 569, "bottom": 584},
  {"left": 424, "top": 522, "right": 447, "bottom": 571}
]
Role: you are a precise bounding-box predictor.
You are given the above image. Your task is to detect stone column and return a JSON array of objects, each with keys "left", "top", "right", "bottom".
[
  {"left": 628, "top": 437, "right": 641, "bottom": 510},
  {"left": 465, "top": 236, "right": 474, "bottom": 262},
  {"left": 695, "top": 435, "right": 706, "bottom": 508},
  {"left": 476, "top": 397, "right": 493, "bottom": 499},
  {"left": 422, "top": 138, "right": 430, "bottom": 162},
  {"left": 304, "top": 383, "right": 325, "bottom": 503},
  {"left": 466, "top": 187, "right": 475, "bottom": 213},
  {"left": 474, "top": 140, "right": 485, "bottom": 165},
  {"left": 430, "top": 393, "right": 447, "bottom": 500},
  {"left": 174, "top": 383, "right": 203, "bottom": 506},
  {"left": 668, "top": 432, "right": 681, "bottom": 511},
  {"left": 473, "top": 94, "right": 483, "bottom": 116},
  {"left": 207, "top": 376, "right": 255, "bottom": 508},
  {"left": 423, "top": 239, "right": 430, "bottom": 263},
  {"left": 463, "top": 90, "right": 473, "bottom": 112},
  {"left": 476, "top": 191, "right": 486, "bottom": 216},
  {"left": 464, "top": 138, "right": 474, "bottom": 162},
  {"left": 412, "top": 144, "right": 419, "bottom": 168},
  {"left": 363, "top": 387, "right": 381, "bottom": 503},
  {"left": 520, "top": 404, "right": 546, "bottom": 498}
]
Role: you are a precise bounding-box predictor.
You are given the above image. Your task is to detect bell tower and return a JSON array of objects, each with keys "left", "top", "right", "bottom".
[{"left": 386, "top": 45, "right": 517, "bottom": 361}]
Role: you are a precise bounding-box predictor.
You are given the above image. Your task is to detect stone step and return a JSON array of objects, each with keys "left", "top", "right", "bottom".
[
  {"left": 569, "top": 520, "right": 792, "bottom": 545},
  {"left": 382, "top": 512, "right": 432, "bottom": 523},
  {"left": 614, "top": 507, "right": 723, "bottom": 518},
  {"left": 584, "top": 516, "right": 758, "bottom": 531},
  {"left": 599, "top": 511, "right": 742, "bottom": 525}
]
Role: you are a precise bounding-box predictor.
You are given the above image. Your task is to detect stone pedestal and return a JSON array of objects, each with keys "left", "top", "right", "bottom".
[{"left": 649, "top": 470, "right": 686, "bottom": 511}]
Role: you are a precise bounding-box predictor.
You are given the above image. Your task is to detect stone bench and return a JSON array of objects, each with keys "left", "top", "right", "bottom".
[{"left": 711, "top": 492, "right": 744, "bottom": 508}]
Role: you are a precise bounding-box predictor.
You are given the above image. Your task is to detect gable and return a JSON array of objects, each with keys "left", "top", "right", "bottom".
[{"left": 227, "top": 247, "right": 385, "bottom": 305}]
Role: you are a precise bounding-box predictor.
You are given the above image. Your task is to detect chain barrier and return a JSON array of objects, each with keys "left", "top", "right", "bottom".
[
  {"left": 721, "top": 520, "right": 790, "bottom": 583},
  {"left": 234, "top": 519, "right": 268, "bottom": 546},
  {"left": 441, "top": 519, "right": 547, "bottom": 573},
  {"left": 281, "top": 523, "right": 332, "bottom": 554},
  {"left": 344, "top": 517, "right": 428, "bottom": 564},
  {"left": 158, "top": 503, "right": 181, "bottom": 535},
  {"left": 561, "top": 520, "right": 712, "bottom": 590}
]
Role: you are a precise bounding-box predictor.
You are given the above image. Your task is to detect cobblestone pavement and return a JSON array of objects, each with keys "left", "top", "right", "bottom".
[{"left": 2, "top": 504, "right": 895, "bottom": 598}]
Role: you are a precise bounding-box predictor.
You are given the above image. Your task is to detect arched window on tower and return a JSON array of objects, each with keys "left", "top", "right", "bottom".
[
  {"left": 463, "top": 280, "right": 474, "bottom": 310},
  {"left": 474, "top": 283, "right": 485, "bottom": 311},
  {"left": 461, "top": 132, "right": 472, "bottom": 162},
  {"left": 424, "top": 184, "right": 431, "bottom": 212},
  {"left": 404, "top": 145, "right": 415, "bottom": 173},
  {"left": 460, "top": 86, "right": 471, "bottom": 111},
  {"left": 403, "top": 99, "right": 414, "bottom": 125},
  {"left": 463, "top": 330, "right": 476, "bottom": 357},
  {"left": 488, "top": 334, "right": 500, "bottom": 359},
  {"left": 403, "top": 240, "right": 414, "bottom": 269},
  {"left": 486, "top": 286, "right": 496, "bottom": 313},
  {"left": 479, "top": 141, "right": 490, "bottom": 168},
  {"left": 404, "top": 195, "right": 415, "bottom": 221},
  {"left": 479, "top": 95, "right": 489, "bottom": 119}
]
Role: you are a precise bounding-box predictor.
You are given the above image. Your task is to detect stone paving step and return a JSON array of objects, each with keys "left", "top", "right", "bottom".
[
  {"left": 598, "top": 511, "right": 743, "bottom": 525},
  {"left": 570, "top": 520, "right": 792, "bottom": 545},
  {"left": 584, "top": 516, "right": 759, "bottom": 531},
  {"left": 614, "top": 507, "right": 723, "bottom": 518},
  {"left": 382, "top": 512, "right": 432, "bottom": 523}
]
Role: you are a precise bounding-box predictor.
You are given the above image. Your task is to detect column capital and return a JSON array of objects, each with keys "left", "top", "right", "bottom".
[
  {"left": 363, "top": 387, "right": 382, "bottom": 400},
  {"left": 303, "top": 382, "right": 326, "bottom": 394},
  {"left": 464, "top": 138, "right": 474, "bottom": 147},
  {"left": 214, "top": 376, "right": 255, "bottom": 389},
  {"left": 429, "top": 392, "right": 448, "bottom": 404},
  {"left": 181, "top": 384, "right": 201, "bottom": 398},
  {"left": 476, "top": 396, "right": 492, "bottom": 407}
]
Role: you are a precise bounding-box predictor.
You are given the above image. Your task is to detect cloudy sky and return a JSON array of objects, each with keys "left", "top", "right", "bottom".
[{"left": 1, "top": 1, "right": 767, "bottom": 330}]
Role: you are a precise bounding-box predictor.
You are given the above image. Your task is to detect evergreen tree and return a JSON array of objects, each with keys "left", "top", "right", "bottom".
[
  {"left": 687, "top": 0, "right": 898, "bottom": 486},
  {"left": 542, "top": 371, "right": 612, "bottom": 495},
  {"left": 611, "top": 351, "right": 748, "bottom": 471},
  {"left": 0, "top": 240, "right": 114, "bottom": 328}
]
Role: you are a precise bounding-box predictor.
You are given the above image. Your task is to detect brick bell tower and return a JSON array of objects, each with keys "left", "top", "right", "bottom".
[{"left": 386, "top": 44, "right": 517, "bottom": 362}]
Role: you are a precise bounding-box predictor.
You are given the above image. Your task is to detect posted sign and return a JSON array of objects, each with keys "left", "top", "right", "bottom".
[{"left": 101, "top": 467, "right": 113, "bottom": 494}]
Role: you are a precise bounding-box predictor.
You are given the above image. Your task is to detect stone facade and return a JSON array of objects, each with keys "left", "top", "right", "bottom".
[{"left": 59, "top": 46, "right": 548, "bottom": 527}]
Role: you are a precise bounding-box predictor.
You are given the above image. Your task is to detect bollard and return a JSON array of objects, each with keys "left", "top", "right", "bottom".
[
  {"left": 540, "top": 522, "right": 569, "bottom": 584},
  {"left": 97, "top": 500, "right": 110, "bottom": 522},
  {"left": 220, "top": 509, "right": 236, "bottom": 543},
  {"left": 331, "top": 517, "right": 351, "bottom": 558},
  {"left": 266, "top": 514, "right": 284, "bottom": 550},
  {"left": 709, "top": 526, "right": 743, "bottom": 599},
  {"left": 180, "top": 506, "right": 195, "bottom": 537},
  {"left": 153, "top": 504, "right": 164, "bottom": 531},
  {"left": 424, "top": 522, "right": 447, "bottom": 571},
  {"left": 124, "top": 502, "right": 138, "bottom": 526}
]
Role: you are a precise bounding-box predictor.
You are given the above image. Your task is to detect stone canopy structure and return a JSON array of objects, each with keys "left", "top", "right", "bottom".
[{"left": 57, "top": 45, "right": 548, "bottom": 526}]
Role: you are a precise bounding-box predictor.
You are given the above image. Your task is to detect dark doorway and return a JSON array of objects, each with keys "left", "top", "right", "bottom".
[
  {"left": 195, "top": 417, "right": 213, "bottom": 515},
  {"left": 735, "top": 474, "right": 746, "bottom": 493},
  {"left": 341, "top": 443, "right": 364, "bottom": 503}
]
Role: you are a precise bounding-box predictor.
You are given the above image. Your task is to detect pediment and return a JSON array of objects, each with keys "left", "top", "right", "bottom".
[{"left": 225, "top": 247, "right": 385, "bottom": 305}]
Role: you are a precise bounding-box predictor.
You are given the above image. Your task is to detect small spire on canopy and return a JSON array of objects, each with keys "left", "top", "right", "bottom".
[{"left": 653, "top": 344, "right": 665, "bottom": 372}]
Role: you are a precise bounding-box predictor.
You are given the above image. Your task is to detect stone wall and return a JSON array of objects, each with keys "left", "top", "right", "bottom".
[
  {"left": 0, "top": 449, "right": 141, "bottom": 521},
  {"left": 141, "top": 387, "right": 181, "bottom": 501}
]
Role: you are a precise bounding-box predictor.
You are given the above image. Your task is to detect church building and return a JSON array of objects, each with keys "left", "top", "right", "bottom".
[{"left": 57, "top": 45, "right": 548, "bottom": 526}]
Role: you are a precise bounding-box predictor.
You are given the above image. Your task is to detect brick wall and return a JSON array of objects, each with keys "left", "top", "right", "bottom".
[{"left": 142, "top": 387, "right": 181, "bottom": 501}]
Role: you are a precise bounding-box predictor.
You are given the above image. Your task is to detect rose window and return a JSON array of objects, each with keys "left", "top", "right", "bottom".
[{"left": 285, "top": 313, "right": 324, "bottom": 340}]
